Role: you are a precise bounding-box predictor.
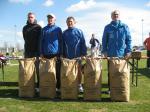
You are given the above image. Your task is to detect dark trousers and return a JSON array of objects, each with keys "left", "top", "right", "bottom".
[
  {"left": 107, "top": 60, "right": 110, "bottom": 91},
  {"left": 147, "top": 50, "right": 150, "bottom": 68},
  {"left": 43, "top": 54, "right": 61, "bottom": 89},
  {"left": 35, "top": 57, "right": 40, "bottom": 88}
]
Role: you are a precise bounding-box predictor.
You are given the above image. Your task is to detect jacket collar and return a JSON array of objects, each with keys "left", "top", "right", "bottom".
[
  {"left": 68, "top": 27, "right": 76, "bottom": 30},
  {"left": 47, "top": 24, "right": 55, "bottom": 27},
  {"left": 26, "top": 19, "right": 37, "bottom": 25},
  {"left": 110, "top": 20, "right": 124, "bottom": 29}
]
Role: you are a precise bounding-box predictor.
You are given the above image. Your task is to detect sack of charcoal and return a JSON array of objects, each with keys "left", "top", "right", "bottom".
[
  {"left": 109, "top": 58, "right": 130, "bottom": 102},
  {"left": 83, "top": 58, "right": 102, "bottom": 101},
  {"left": 61, "top": 58, "right": 78, "bottom": 100},
  {"left": 39, "top": 58, "right": 56, "bottom": 99},
  {"left": 18, "top": 58, "right": 35, "bottom": 98}
]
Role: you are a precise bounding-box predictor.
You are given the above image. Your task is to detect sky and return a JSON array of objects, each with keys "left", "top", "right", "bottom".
[{"left": 0, "top": 0, "right": 150, "bottom": 49}]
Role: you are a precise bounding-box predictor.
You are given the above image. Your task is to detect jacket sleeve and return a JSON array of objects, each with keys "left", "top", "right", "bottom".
[
  {"left": 62, "top": 33, "right": 66, "bottom": 58},
  {"left": 102, "top": 26, "right": 108, "bottom": 54},
  {"left": 89, "top": 39, "right": 92, "bottom": 44},
  {"left": 40, "top": 29, "right": 44, "bottom": 55},
  {"left": 125, "top": 25, "right": 132, "bottom": 54},
  {"left": 143, "top": 38, "right": 147, "bottom": 46},
  {"left": 80, "top": 31, "right": 87, "bottom": 56},
  {"left": 95, "top": 39, "right": 100, "bottom": 44},
  {"left": 58, "top": 28, "right": 63, "bottom": 56},
  {"left": 38, "top": 26, "right": 42, "bottom": 56},
  {"left": 22, "top": 27, "right": 25, "bottom": 41}
]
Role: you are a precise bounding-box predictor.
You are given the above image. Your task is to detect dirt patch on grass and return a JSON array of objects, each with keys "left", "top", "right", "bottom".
[
  {"left": 89, "top": 108, "right": 108, "bottom": 112},
  {"left": 18, "top": 105, "right": 32, "bottom": 112},
  {"left": 0, "top": 107, "right": 8, "bottom": 112}
]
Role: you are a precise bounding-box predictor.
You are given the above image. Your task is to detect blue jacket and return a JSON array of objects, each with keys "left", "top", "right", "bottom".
[
  {"left": 40, "top": 25, "right": 62, "bottom": 56},
  {"left": 102, "top": 20, "right": 132, "bottom": 57},
  {"left": 62, "top": 27, "right": 87, "bottom": 59}
]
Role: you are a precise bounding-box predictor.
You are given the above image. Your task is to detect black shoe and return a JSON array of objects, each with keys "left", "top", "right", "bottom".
[
  {"left": 102, "top": 90, "right": 110, "bottom": 94},
  {"left": 35, "top": 88, "right": 39, "bottom": 93}
]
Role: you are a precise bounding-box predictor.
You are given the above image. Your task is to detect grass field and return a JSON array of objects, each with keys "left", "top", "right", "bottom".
[{"left": 0, "top": 58, "right": 150, "bottom": 112}]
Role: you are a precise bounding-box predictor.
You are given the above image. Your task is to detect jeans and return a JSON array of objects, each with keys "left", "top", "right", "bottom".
[
  {"left": 107, "top": 60, "right": 110, "bottom": 91},
  {"left": 147, "top": 50, "right": 150, "bottom": 68}
]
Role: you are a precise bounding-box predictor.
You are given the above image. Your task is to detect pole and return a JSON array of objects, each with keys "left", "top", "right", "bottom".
[
  {"left": 14, "top": 25, "right": 17, "bottom": 49},
  {"left": 141, "top": 19, "right": 144, "bottom": 45}
]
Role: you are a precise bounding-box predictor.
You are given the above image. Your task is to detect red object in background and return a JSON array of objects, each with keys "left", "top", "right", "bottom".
[
  {"left": 144, "top": 37, "right": 150, "bottom": 51},
  {"left": 0, "top": 53, "right": 4, "bottom": 57},
  {"left": 0, "top": 53, "right": 7, "bottom": 63}
]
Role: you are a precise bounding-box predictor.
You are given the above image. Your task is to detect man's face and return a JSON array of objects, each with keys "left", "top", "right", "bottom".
[
  {"left": 28, "top": 14, "right": 35, "bottom": 24},
  {"left": 111, "top": 12, "right": 120, "bottom": 21},
  {"left": 67, "top": 19, "right": 75, "bottom": 28},
  {"left": 47, "top": 17, "right": 55, "bottom": 25},
  {"left": 92, "top": 34, "right": 95, "bottom": 38}
]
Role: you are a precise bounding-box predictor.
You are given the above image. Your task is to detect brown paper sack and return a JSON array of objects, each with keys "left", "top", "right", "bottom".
[
  {"left": 39, "top": 58, "right": 56, "bottom": 98},
  {"left": 84, "top": 58, "right": 102, "bottom": 101},
  {"left": 18, "top": 58, "right": 35, "bottom": 98},
  {"left": 61, "top": 59, "right": 78, "bottom": 100},
  {"left": 109, "top": 59, "right": 130, "bottom": 102}
]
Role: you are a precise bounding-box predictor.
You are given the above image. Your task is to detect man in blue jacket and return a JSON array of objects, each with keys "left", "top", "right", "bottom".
[
  {"left": 40, "top": 13, "right": 62, "bottom": 92},
  {"left": 62, "top": 16, "right": 87, "bottom": 92},
  {"left": 102, "top": 10, "right": 132, "bottom": 93}
]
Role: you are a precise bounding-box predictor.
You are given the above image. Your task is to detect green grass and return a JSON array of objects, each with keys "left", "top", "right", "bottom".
[{"left": 0, "top": 58, "right": 150, "bottom": 112}]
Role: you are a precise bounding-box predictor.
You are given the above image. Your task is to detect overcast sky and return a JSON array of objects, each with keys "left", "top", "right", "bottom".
[{"left": 0, "top": 0, "right": 150, "bottom": 48}]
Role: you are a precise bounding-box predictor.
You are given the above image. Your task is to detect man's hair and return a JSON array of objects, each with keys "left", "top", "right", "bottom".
[
  {"left": 27, "top": 12, "right": 35, "bottom": 17},
  {"left": 92, "top": 33, "right": 95, "bottom": 36},
  {"left": 66, "top": 16, "right": 75, "bottom": 22},
  {"left": 111, "top": 10, "right": 120, "bottom": 16}
]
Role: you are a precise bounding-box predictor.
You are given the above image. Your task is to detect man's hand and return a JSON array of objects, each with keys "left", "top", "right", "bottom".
[
  {"left": 81, "top": 56, "right": 86, "bottom": 60},
  {"left": 144, "top": 45, "right": 147, "bottom": 50},
  {"left": 125, "top": 53, "right": 131, "bottom": 60},
  {"left": 40, "top": 54, "right": 44, "bottom": 58},
  {"left": 102, "top": 52, "right": 107, "bottom": 58}
]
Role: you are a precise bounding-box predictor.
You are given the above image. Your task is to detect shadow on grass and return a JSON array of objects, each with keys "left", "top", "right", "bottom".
[
  {"left": 0, "top": 89, "right": 18, "bottom": 98},
  {"left": 18, "top": 96, "right": 111, "bottom": 102},
  {"left": 137, "top": 68, "right": 150, "bottom": 78},
  {"left": 0, "top": 83, "right": 111, "bottom": 102},
  {"left": 102, "top": 83, "right": 109, "bottom": 88},
  {"left": 0, "top": 82, "right": 18, "bottom": 86}
]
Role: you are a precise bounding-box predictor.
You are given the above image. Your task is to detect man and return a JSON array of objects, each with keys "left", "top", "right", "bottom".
[
  {"left": 22, "top": 12, "right": 42, "bottom": 91},
  {"left": 143, "top": 32, "right": 150, "bottom": 69},
  {"left": 40, "top": 13, "right": 62, "bottom": 91},
  {"left": 62, "top": 16, "right": 87, "bottom": 92},
  {"left": 102, "top": 10, "right": 132, "bottom": 93},
  {"left": 89, "top": 33, "right": 100, "bottom": 57}
]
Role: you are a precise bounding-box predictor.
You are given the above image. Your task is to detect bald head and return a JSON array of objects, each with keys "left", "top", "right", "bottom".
[{"left": 111, "top": 10, "right": 120, "bottom": 21}]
